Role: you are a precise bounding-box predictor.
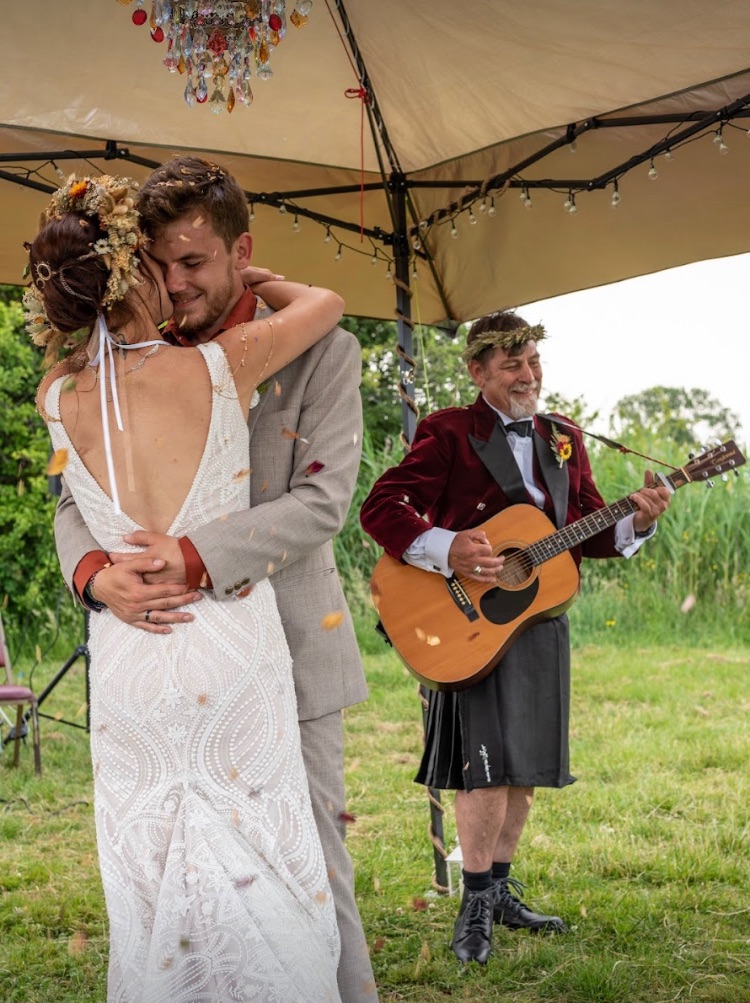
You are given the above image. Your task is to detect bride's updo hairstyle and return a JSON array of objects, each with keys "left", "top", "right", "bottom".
[
  {"left": 28, "top": 213, "right": 109, "bottom": 339},
  {"left": 24, "top": 174, "right": 146, "bottom": 367}
]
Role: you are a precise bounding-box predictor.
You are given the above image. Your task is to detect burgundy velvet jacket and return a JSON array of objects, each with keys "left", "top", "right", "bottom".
[{"left": 360, "top": 395, "right": 620, "bottom": 568}]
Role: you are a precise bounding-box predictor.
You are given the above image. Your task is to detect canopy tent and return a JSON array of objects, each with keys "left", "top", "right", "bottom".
[{"left": 3, "top": 0, "right": 750, "bottom": 435}]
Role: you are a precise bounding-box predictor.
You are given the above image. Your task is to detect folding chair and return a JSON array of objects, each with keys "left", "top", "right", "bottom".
[{"left": 0, "top": 613, "right": 42, "bottom": 776}]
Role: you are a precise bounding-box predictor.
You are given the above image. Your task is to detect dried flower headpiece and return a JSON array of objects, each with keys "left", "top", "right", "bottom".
[
  {"left": 23, "top": 174, "right": 145, "bottom": 363},
  {"left": 462, "top": 323, "right": 547, "bottom": 363}
]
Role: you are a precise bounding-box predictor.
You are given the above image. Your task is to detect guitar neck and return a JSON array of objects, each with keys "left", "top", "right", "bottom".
[{"left": 527, "top": 469, "right": 681, "bottom": 566}]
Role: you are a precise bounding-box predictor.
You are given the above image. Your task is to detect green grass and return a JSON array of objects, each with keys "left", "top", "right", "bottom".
[{"left": 1, "top": 641, "right": 749, "bottom": 1002}]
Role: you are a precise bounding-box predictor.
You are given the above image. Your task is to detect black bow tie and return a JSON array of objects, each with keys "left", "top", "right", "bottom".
[{"left": 504, "top": 420, "right": 533, "bottom": 437}]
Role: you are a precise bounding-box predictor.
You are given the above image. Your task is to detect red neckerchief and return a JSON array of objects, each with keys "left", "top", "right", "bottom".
[{"left": 164, "top": 287, "right": 258, "bottom": 345}]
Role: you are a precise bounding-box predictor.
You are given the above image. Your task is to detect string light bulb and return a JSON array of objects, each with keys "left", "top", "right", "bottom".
[
  {"left": 648, "top": 159, "right": 658, "bottom": 180},
  {"left": 664, "top": 149, "right": 674, "bottom": 161},
  {"left": 487, "top": 198, "right": 497, "bottom": 217},
  {"left": 610, "top": 181, "right": 621, "bottom": 208},
  {"left": 291, "top": 215, "right": 300, "bottom": 232},
  {"left": 450, "top": 221, "right": 459, "bottom": 238},
  {"left": 468, "top": 207, "right": 477, "bottom": 225},
  {"left": 323, "top": 227, "right": 331, "bottom": 243},
  {"left": 249, "top": 204, "right": 255, "bottom": 223},
  {"left": 419, "top": 219, "right": 429, "bottom": 231},
  {"left": 335, "top": 244, "right": 342, "bottom": 262},
  {"left": 278, "top": 202, "right": 287, "bottom": 214},
  {"left": 478, "top": 198, "right": 488, "bottom": 214},
  {"left": 370, "top": 252, "right": 378, "bottom": 265},
  {"left": 522, "top": 186, "right": 532, "bottom": 209}
]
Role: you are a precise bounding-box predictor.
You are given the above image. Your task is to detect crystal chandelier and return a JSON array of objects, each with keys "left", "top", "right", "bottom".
[{"left": 121, "top": 1, "right": 313, "bottom": 112}]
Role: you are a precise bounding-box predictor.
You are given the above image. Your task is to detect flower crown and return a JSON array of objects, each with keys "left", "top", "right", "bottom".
[
  {"left": 462, "top": 323, "right": 547, "bottom": 363},
  {"left": 23, "top": 174, "right": 145, "bottom": 362}
]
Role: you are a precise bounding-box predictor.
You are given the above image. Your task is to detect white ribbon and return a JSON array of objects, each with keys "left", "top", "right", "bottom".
[{"left": 90, "top": 314, "right": 166, "bottom": 515}]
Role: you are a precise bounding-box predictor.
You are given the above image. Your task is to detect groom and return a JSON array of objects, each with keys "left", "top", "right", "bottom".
[{"left": 54, "top": 156, "right": 377, "bottom": 1002}]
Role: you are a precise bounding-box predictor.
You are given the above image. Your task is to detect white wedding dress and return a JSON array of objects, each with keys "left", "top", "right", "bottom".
[{"left": 44, "top": 342, "right": 340, "bottom": 1002}]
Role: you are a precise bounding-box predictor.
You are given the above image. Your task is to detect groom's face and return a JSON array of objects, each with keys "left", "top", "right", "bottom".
[{"left": 148, "top": 211, "right": 252, "bottom": 342}]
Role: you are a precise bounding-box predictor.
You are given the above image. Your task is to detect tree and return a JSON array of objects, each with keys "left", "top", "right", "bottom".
[
  {"left": 0, "top": 290, "right": 75, "bottom": 657},
  {"left": 342, "top": 316, "right": 474, "bottom": 450},
  {"left": 610, "top": 386, "right": 740, "bottom": 449}
]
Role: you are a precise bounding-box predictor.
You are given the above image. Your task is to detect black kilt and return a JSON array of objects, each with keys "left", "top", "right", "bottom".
[{"left": 415, "top": 615, "right": 576, "bottom": 791}]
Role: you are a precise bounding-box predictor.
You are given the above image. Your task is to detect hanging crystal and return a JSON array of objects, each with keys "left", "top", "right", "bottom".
[
  {"left": 184, "top": 79, "right": 197, "bottom": 107},
  {"left": 209, "top": 84, "right": 226, "bottom": 113},
  {"left": 121, "top": 0, "right": 304, "bottom": 110},
  {"left": 195, "top": 73, "right": 209, "bottom": 103}
]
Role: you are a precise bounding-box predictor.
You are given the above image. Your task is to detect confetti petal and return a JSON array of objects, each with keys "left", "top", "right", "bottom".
[
  {"left": 338, "top": 811, "right": 357, "bottom": 823},
  {"left": 412, "top": 898, "right": 429, "bottom": 912},
  {"left": 305, "top": 460, "right": 325, "bottom": 476},
  {"left": 47, "top": 448, "right": 68, "bottom": 476},
  {"left": 232, "top": 468, "right": 251, "bottom": 482},
  {"left": 322, "top": 611, "right": 344, "bottom": 631}
]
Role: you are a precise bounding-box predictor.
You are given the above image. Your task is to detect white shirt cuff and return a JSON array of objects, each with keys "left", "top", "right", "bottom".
[
  {"left": 403, "top": 527, "right": 457, "bottom": 577},
  {"left": 615, "top": 513, "right": 656, "bottom": 558}
]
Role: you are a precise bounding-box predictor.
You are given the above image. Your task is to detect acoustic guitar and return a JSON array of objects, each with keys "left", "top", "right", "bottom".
[{"left": 370, "top": 441, "right": 745, "bottom": 692}]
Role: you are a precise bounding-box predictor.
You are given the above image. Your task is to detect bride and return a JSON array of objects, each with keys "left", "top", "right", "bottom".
[{"left": 27, "top": 174, "right": 344, "bottom": 1002}]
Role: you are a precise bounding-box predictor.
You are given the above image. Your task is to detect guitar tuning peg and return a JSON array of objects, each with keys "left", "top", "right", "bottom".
[
  {"left": 721, "top": 474, "right": 729, "bottom": 482},
  {"left": 706, "top": 479, "right": 715, "bottom": 488},
  {"left": 688, "top": 451, "right": 696, "bottom": 459}
]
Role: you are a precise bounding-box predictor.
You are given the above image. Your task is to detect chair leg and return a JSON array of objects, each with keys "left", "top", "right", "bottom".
[
  {"left": 30, "top": 700, "right": 42, "bottom": 777},
  {"left": 13, "top": 705, "right": 23, "bottom": 767}
]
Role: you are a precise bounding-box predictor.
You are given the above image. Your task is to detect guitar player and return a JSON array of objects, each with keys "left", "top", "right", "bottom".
[{"left": 360, "top": 310, "right": 671, "bottom": 965}]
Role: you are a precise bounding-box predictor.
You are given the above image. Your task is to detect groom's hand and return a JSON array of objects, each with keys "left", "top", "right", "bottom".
[
  {"left": 111, "top": 531, "right": 187, "bottom": 585},
  {"left": 91, "top": 557, "right": 201, "bottom": 635}
]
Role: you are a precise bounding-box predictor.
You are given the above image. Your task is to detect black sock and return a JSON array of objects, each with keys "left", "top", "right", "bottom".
[
  {"left": 492, "top": 862, "right": 511, "bottom": 882},
  {"left": 462, "top": 868, "right": 492, "bottom": 892}
]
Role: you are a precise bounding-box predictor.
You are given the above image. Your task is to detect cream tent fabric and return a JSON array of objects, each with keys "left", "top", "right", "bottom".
[{"left": 2, "top": 0, "right": 750, "bottom": 322}]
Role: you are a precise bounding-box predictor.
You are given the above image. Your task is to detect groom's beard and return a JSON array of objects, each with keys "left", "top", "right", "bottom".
[{"left": 170, "top": 269, "right": 236, "bottom": 342}]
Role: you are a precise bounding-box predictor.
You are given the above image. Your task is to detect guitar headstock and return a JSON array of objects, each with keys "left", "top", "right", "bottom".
[{"left": 667, "top": 440, "right": 747, "bottom": 490}]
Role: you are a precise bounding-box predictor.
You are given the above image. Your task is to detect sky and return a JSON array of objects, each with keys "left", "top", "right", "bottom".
[{"left": 518, "top": 253, "right": 749, "bottom": 444}]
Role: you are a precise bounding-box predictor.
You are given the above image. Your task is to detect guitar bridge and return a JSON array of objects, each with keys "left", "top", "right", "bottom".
[{"left": 446, "top": 575, "right": 479, "bottom": 621}]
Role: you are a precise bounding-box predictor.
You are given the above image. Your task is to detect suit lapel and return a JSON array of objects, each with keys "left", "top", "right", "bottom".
[
  {"left": 534, "top": 417, "right": 569, "bottom": 529},
  {"left": 468, "top": 415, "right": 529, "bottom": 505},
  {"left": 246, "top": 382, "right": 272, "bottom": 440}
]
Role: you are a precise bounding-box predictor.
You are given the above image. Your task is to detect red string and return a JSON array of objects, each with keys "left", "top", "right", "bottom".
[{"left": 345, "top": 86, "right": 369, "bottom": 240}]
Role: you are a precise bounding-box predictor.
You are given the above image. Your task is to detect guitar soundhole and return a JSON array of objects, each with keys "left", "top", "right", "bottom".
[
  {"left": 497, "top": 547, "right": 534, "bottom": 587},
  {"left": 479, "top": 547, "right": 537, "bottom": 626}
]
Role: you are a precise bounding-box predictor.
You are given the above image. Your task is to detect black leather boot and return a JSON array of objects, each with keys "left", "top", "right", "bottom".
[
  {"left": 451, "top": 886, "right": 494, "bottom": 963},
  {"left": 493, "top": 876, "right": 566, "bottom": 932}
]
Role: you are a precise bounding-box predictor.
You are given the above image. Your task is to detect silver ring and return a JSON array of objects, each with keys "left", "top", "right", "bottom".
[
  {"left": 472, "top": 565, "right": 482, "bottom": 575},
  {"left": 144, "top": 610, "right": 152, "bottom": 623}
]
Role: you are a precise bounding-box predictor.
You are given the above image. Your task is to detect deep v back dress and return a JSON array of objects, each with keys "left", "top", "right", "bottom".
[{"left": 43, "top": 341, "right": 340, "bottom": 1002}]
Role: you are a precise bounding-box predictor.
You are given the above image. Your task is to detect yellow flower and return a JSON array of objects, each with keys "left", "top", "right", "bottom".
[{"left": 69, "top": 180, "right": 89, "bottom": 199}]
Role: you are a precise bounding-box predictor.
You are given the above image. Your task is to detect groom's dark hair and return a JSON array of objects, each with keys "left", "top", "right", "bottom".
[{"left": 137, "top": 155, "right": 250, "bottom": 250}]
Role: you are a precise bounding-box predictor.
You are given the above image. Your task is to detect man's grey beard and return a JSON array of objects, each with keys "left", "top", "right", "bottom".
[{"left": 507, "top": 384, "right": 540, "bottom": 419}]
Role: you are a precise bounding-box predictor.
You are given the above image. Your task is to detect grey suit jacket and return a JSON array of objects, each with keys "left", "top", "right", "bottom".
[{"left": 54, "top": 325, "right": 368, "bottom": 722}]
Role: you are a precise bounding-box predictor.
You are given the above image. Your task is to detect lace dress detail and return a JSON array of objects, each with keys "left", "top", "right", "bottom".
[{"left": 44, "top": 342, "right": 340, "bottom": 1002}]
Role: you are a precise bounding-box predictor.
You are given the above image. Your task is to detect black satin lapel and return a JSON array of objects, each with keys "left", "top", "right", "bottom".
[
  {"left": 534, "top": 429, "right": 569, "bottom": 528},
  {"left": 469, "top": 424, "right": 529, "bottom": 505}
]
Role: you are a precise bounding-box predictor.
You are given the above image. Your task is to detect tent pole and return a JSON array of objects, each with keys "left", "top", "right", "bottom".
[{"left": 391, "top": 172, "right": 449, "bottom": 894}]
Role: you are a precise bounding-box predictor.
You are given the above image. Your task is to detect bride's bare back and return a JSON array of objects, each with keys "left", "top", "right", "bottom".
[{"left": 40, "top": 278, "right": 345, "bottom": 535}]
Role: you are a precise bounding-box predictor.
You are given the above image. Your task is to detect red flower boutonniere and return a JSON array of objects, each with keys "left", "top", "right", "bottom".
[{"left": 550, "top": 423, "right": 572, "bottom": 468}]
